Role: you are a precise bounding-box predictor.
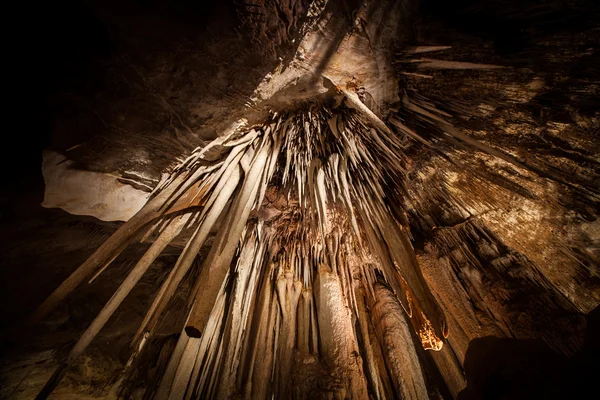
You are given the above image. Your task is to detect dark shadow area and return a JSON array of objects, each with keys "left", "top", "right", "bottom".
[
  {"left": 418, "top": 0, "right": 600, "bottom": 58},
  {"left": 458, "top": 306, "right": 599, "bottom": 400},
  {"left": 6, "top": 0, "right": 316, "bottom": 200}
]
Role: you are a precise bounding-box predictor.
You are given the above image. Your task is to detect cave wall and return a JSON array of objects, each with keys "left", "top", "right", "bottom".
[{"left": 1, "top": 0, "right": 599, "bottom": 399}]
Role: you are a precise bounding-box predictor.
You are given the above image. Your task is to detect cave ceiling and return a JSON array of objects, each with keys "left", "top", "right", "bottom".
[{"left": 1, "top": 0, "right": 599, "bottom": 399}]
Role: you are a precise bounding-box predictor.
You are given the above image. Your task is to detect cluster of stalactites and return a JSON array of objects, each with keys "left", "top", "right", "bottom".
[
  {"left": 30, "top": 101, "right": 446, "bottom": 399},
  {"left": 162, "top": 210, "right": 437, "bottom": 399}
]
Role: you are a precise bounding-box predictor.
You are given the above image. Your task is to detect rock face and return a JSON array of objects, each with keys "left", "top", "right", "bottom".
[
  {"left": 41, "top": 150, "right": 150, "bottom": 222},
  {"left": 1, "top": 0, "right": 599, "bottom": 399}
]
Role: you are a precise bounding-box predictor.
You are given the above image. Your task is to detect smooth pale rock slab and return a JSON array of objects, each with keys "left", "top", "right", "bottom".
[{"left": 42, "top": 150, "right": 150, "bottom": 222}]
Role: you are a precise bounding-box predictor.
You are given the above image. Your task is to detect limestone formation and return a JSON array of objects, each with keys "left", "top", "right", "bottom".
[{"left": 1, "top": 0, "right": 598, "bottom": 399}]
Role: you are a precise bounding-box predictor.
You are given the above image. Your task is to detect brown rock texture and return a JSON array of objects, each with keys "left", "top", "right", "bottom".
[{"left": 1, "top": 0, "right": 598, "bottom": 399}]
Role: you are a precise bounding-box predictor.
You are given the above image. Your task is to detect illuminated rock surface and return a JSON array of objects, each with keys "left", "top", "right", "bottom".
[{"left": 1, "top": 0, "right": 598, "bottom": 399}]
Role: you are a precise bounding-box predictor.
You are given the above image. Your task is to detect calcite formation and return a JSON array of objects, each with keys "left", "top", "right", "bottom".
[{"left": 1, "top": 0, "right": 598, "bottom": 399}]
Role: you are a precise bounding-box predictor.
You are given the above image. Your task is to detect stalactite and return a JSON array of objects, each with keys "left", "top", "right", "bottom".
[
  {"left": 275, "top": 267, "right": 303, "bottom": 397},
  {"left": 184, "top": 137, "right": 272, "bottom": 338},
  {"left": 315, "top": 262, "right": 369, "bottom": 399},
  {"left": 27, "top": 172, "right": 190, "bottom": 327},
  {"left": 251, "top": 285, "right": 278, "bottom": 399},
  {"left": 371, "top": 282, "right": 430, "bottom": 400},
  {"left": 29, "top": 101, "right": 453, "bottom": 399},
  {"left": 216, "top": 223, "right": 267, "bottom": 399},
  {"left": 355, "top": 284, "right": 391, "bottom": 400},
  {"left": 154, "top": 331, "right": 190, "bottom": 399},
  {"left": 29, "top": 84, "right": 594, "bottom": 398}
]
